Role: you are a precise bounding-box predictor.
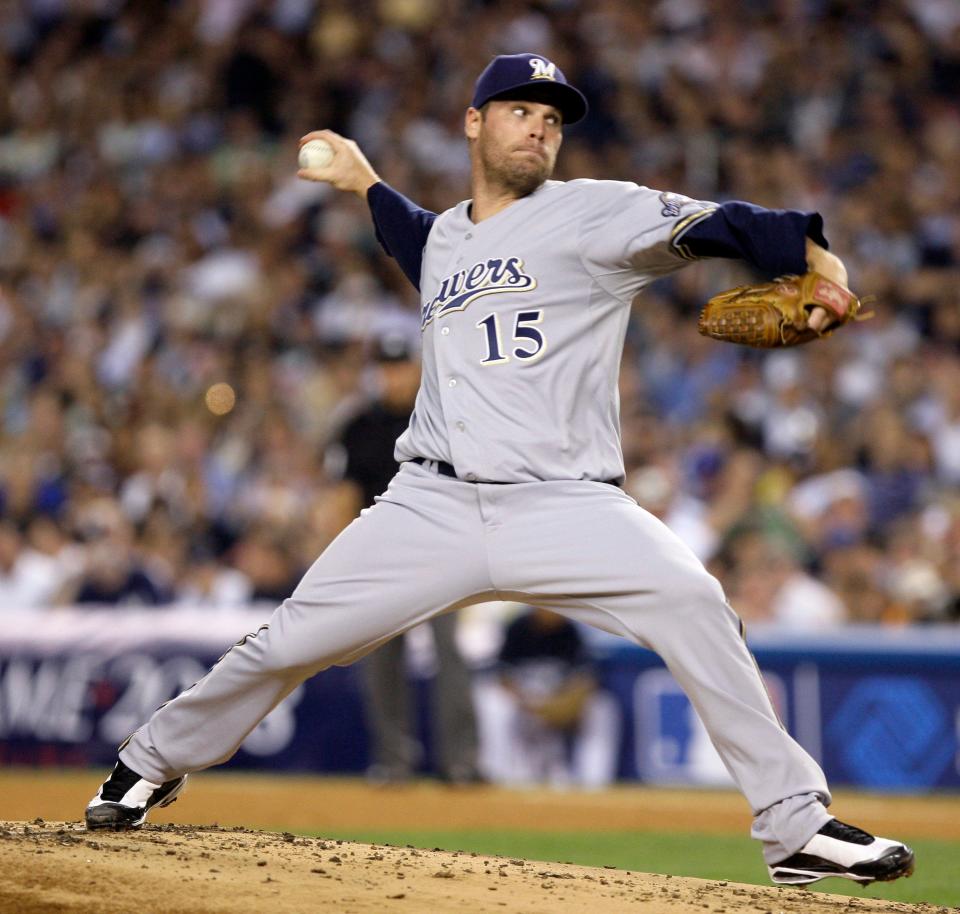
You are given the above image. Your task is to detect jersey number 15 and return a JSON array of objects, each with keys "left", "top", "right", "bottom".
[{"left": 476, "top": 310, "right": 546, "bottom": 365}]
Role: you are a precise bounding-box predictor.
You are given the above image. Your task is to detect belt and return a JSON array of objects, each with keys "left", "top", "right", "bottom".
[
  {"left": 411, "top": 456, "right": 459, "bottom": 478},
  {"left": 410, "top": 457, "right": 619, "bottom": 487}
]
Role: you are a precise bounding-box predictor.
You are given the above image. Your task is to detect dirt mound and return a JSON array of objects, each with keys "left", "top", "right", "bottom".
[{"left": 0, "top": 821, "right": 936, "bottom": 914}]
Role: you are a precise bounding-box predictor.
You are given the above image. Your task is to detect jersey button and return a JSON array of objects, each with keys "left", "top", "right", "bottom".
[
  {"left": 465, "top": 472, "right": 477, "bottom": 481},
  {"left": 456, "top": 421, "right": 466, "bottom": 431},
  {"left": 465, "top": 233, "right": 472, "bottom": 240},
  {"left": 441, "top": 327, "right": 450, "bottom": 336},
  {"left": 448, "top": 378, "right": 457, "bottom": 387}
]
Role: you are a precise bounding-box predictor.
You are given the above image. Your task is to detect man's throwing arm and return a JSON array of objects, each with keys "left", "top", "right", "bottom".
[
  {"left": 297, "top": 129, "right": 436, "bottom": 292},
  {"left": 366, "top": 183, "right": 437, "bottom": 292}
]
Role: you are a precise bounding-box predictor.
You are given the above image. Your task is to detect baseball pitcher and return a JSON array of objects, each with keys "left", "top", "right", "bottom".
[{"left": 85, "top": 53, "right": 911, "bottom": 888}]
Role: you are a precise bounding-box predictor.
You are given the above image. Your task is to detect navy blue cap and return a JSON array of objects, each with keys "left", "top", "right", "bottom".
[{"left": 471, "top": 53, "right": 588, "bottom": 125}]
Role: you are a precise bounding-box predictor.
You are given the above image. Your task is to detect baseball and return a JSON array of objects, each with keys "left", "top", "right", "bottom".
[{"left": 299, "top": 138, "right": 334, "bottom": 170}]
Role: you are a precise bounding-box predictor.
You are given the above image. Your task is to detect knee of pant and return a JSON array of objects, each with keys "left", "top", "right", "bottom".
[
  {"left": 668, "top": 572, "right": 730, "bottom": 621},
  {"left": 258, "top": 648, "right": 312, "bottom": 677},
  {"left": 250, "top": 627, "right": 322, "bottom": 677}
]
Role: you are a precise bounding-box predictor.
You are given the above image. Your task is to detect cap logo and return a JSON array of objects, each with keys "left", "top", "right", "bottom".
[{"left": 528, "top": 58, "right": 557, "bottom": 81}]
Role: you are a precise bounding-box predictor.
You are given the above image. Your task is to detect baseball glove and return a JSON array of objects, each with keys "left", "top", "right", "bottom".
[{"left": 697, "top": 271, "right": 864, "bottom": 348}]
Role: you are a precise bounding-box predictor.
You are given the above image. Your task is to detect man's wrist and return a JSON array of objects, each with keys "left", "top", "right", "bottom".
[
  {"left": 356, "top": 176, "right": 381, "bottom": 201},
  {"left": 805, "top": 238, "right": 847, "bottom": 287}
]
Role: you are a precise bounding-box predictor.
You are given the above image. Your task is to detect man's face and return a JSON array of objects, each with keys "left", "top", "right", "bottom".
[{"left": 466, "top": 99, "right": 563, "bottom": 197}]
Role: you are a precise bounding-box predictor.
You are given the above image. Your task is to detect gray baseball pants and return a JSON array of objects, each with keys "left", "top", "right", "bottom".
[{"left": 121, "top": 461, "right": 831, "bottom": 862}]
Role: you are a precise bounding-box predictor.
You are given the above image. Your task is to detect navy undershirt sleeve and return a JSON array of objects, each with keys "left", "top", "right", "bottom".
[
  {"left": 367, "top": 181, "right": 438, "bottom": 291},
  {"left": 679, "top": 201, "right": 829, "bottom": 277}
]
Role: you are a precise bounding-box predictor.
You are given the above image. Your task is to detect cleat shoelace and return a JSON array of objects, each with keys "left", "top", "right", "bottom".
[{"left": 821, "top": 819, "right": 874, "bottom": 846}]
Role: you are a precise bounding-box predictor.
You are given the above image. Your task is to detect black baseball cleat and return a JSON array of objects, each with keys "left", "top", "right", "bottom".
[
  {"left": 768, "top": 818, "right": 915, "bottom": 886},
  {"left": 85, "top": 759, "right": 188, "bottom": 831}
]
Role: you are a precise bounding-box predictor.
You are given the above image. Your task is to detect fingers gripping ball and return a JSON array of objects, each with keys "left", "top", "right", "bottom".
[
  {"left": 299, "top": 138, "right": 335, "bottom": 170},
  {"left": 697, "top": 271, "right": 865, "bottom": 348}
]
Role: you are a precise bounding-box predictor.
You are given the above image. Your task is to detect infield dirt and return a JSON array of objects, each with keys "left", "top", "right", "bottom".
[
  {"left": 1, "top": 773, "right": 956, "bottom": 914},
  {"left": 0, "top": 820, "right": 943, "bottom": 914}
]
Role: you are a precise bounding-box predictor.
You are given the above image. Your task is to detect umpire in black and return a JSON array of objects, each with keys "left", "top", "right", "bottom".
[{"left": 331, "top": 330, "right": 481, "bottom": 783}]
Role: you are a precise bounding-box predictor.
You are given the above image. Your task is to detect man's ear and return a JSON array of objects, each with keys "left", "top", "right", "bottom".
[{"left": 465, "top": 106, "right": 482, "bottom": 140}]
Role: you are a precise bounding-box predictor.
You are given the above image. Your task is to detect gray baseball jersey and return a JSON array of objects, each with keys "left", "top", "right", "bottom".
[{"left": 396, "top": 179, "right": 715, "bottom": 483}]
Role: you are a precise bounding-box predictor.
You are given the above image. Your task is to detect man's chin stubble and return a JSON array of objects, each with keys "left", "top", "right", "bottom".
[{"left": 489, "top": 161, "right": 551, "bottom": 198}]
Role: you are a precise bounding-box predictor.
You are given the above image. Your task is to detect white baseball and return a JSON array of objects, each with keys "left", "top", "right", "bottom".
[{"left": 299, "top": 138, "right": 335, "bottom": 170}]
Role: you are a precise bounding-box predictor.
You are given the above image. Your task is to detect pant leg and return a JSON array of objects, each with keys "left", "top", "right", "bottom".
[
  {"left": 482, "top": 479, "right": 830, "bottom": 860},
  {"left": 361, "top": 636, "right": 419, "bottom": 777},
  {"left": 121, "top": 465, "right": 493, "bottom": 783},
  {"left": 429, "top": 612, "right": 480, "bottom": 779}
]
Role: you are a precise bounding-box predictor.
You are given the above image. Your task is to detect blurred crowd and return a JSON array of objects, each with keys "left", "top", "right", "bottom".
[{"left": 1, "top": 0, "right": 959, "bottom": 626}]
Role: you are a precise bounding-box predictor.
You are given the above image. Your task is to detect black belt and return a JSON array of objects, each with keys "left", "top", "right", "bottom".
[
  {"left": 410, "top": 457, "right": 619, "bottom": 487},
  {"left": 411, "top": 456, "right": 459, "bottom": 478}
]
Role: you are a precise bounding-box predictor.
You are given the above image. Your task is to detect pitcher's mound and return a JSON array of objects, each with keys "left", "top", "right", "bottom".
[{"left": 0, "top": 821, "right": 929, "bottom": 914}]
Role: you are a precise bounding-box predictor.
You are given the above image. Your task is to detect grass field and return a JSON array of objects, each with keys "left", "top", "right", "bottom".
[{"left": 315, "top": 827, "right": 960, "bottom": 907}]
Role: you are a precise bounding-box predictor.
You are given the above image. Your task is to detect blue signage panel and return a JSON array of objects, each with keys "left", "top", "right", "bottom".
[
  {"left": 1, "top": 612, "right": 958, "bottom": 789},
  {"left": 596, "top": 629, "right": 960, "bottom": 789}
]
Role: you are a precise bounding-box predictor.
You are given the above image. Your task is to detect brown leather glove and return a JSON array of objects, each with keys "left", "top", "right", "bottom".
[{"left": 697, "top": 271, "right": 864, "bottom": 348}]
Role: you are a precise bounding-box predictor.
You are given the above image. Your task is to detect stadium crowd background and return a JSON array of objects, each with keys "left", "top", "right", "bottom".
[{"left": 1, "top": 0, "right": 959, "bottom": 628}]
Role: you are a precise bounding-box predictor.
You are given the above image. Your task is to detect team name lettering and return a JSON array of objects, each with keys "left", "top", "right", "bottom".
[{"left": 421, "top": 256, "right": 537, "bottom": 328}]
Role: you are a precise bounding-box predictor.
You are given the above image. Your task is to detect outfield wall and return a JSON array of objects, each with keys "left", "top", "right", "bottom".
[{"left": 1, "top": 609, "right": 958, "bottom": 790}]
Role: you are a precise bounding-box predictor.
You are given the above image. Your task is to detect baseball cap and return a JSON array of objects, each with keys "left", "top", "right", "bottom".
[{"left": 471, "top": 53, "right": 588, "bottom": 125}]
